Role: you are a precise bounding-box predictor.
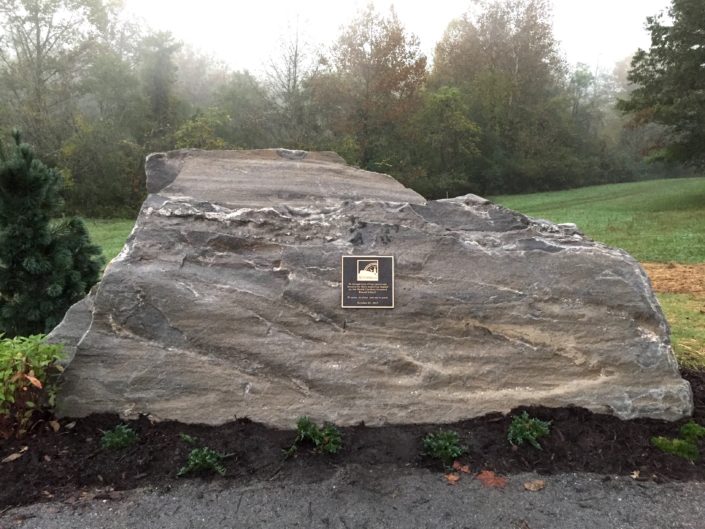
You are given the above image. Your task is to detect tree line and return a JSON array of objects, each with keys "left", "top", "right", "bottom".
[{"left": 0, "top": 0, "right": 698, "bottom": 217}]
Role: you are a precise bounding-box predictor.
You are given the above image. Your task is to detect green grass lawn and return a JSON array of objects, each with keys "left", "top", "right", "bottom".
[
  {"left": 658, "top": 293, "right": 705, "bottom": 370},
  {"left": 492, "top": 177, "right": 705, "bottom": 263},
  {"left": 83, "top": 218, "right": 135, "bottom": 263}
]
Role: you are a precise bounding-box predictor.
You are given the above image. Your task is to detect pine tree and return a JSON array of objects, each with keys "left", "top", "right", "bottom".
[
  {"left": 618, "top": 0, "right": 705, "bottom": 165},
  {"left": 0, "top": 130, "right": 104, "bottom": 337}
]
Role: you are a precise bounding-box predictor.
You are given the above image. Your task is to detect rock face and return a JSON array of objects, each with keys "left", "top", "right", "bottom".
[{"left": 50, "top": 148, "right": 693, "bottom": 427}]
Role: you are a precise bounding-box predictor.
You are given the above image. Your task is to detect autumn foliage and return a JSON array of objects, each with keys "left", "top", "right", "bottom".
[{"left": 0, "top": 334, "right": 64, "bottom": 438}]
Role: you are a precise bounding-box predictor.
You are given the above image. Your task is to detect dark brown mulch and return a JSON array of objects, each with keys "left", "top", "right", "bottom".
[{"left": 1, "top": 369, "right": 704, "bottom": 509}]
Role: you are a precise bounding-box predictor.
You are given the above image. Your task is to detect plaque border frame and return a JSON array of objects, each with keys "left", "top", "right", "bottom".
[{"left": 340, "top": 255, "right": 395, "bottom": 309}]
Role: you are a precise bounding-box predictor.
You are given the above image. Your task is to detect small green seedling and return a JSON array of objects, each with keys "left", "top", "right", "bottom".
[
  {"left": 422, "top": 430, "right": 466, "bottom": 467},
  {"left": 651, "top": 436, "right": 700, "bottom": 462},
  {"left": 179, "top": 433, "right": 199, "bottom": 446},
  {"left": 679, "top": 421, "right": 705, "bottom": 443},
  {"left": 651, "top": 420, "right": 705, "bottom": 462},
  {"left": 286, "top": 416, "right": 342, "bottom": 457},
  {"left": 178, "top": 447, "right": 228, "bottom": 477},
  {"left": 507, "top": 411, "right": 551, "bottom": 450},
  {"left": 100, "top": 424, "right": 138, "bottom": 450}
]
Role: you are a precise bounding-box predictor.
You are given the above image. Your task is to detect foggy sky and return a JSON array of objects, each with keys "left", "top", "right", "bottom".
[{"left": 122, "top": 0, "right": 671, "bottom": 74}]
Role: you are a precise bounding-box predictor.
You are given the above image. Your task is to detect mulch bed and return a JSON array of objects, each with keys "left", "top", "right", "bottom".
[
  {"left": 643, "top": 262, "right": 705, "bottom": 294},
  {"left": 1, "top": 369, "right": 704, "bottom": 508}
]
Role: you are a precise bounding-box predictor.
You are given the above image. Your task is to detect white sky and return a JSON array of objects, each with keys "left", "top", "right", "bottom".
[{"left": 122, "top": 0, "right": 670, "bottom": 75}]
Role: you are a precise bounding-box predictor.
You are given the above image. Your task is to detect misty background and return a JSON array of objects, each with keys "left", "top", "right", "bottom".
[{"left": 0, "top": 0, "right": 694, "bottom": 217}]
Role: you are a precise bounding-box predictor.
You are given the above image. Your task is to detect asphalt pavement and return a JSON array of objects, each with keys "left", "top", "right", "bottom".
[{"left": 3, "top": 465, "right": 705, "bottom": 529}]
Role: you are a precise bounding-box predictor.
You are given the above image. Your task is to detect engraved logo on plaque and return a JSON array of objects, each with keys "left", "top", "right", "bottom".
[{"left": 357, "top": 260, "right": 379, "bottom": 281}]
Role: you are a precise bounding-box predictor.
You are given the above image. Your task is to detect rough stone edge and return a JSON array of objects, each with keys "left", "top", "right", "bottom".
[
  {"left": 144, "top": 149, "right": 191, "bottom": 194},
  {"left": 46, "top": 291, "right": 95, "bottom": 366},
  {"left": 46, "top": 199, "right": 149, "bottom": 364}
]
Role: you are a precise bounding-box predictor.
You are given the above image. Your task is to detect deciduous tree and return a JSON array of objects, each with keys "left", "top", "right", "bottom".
[
  {"left": 217, "top": 70, "right": 275, "bottom": 148},
  {"left": 322, "top": 4, "right": 427, "bottom": 169},
  {"left": 266, "top": 23, "right": 322, "bottom": 148},
  {"left": 0, "top": 0, "right": 116, "bottom": 158},
  {"left": 138, "top": 31, "right": 182, "bottom": 149}
]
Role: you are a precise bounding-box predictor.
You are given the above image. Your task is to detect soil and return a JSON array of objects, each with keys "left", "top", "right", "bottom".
[
  {"left": 643, "top": 262, "right": 705, "bottom": 294},
  {"left": 1, "top": 369, "right": 704, "bottom": 509}
]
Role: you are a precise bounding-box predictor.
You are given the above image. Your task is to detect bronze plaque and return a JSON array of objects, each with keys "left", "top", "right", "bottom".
[{"left": 341, "top": 255, "right": 394, "bottom": 309}]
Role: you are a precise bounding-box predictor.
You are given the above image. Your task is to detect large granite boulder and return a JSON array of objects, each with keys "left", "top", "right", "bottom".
[{"left": 50, "top": 149, "right": 693, "bottom": 427}]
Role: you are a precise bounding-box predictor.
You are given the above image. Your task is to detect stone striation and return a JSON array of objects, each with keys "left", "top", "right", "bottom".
[{"left": 50, "top": 148, "right": 693, "bottom": 427}]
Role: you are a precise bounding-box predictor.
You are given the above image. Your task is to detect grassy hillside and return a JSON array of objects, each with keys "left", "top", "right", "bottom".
[
  {"left": 493, "top": 177, "right": 705, "bottom": 263},
  {"left": 84, "top": 219, "right": 135, "bottom": 263}
]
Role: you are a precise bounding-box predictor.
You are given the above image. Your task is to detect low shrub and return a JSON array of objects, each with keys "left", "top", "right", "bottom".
[
  {"left": 651, "top": 420, "right": 705, "bottom": 461},
  {"left": 651, "top": 436, "right": 700, "bottom": 462},
  {"left": 422, "top": 430, "right": 466, "bottom": 467},
  {"left": 507, "top": 411, "right": 551, "bottom": 450},
  {"left": 0, "top": 334, "right": 64, "bottom": 435},
  {"left": 179, "top": 433, "right": 199, "bottom": 446},
  {"left": 176, "top": 433, "right": 232, "bottom": 477},
  {"left": 178, "top": 447, "right": 227, "bottom": 477},
  {"left": 101, "top": 424, "right": 138, "bottom": 450},
  {"left": 286, "top": 416, "right": 342, "bottom": 457},
  {"left": 679, "top": 421, "right": 705, "bottom": 443}
]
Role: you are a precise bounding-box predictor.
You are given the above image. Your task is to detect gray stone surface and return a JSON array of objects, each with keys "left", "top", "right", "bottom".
[
  {"left": 4, "top": 469, "right": 705, "bottom": 529},
  {"left": 146, "top": 148, "right": 421, "bottom": 207},
  {"left": 46, "top": 293, "right": 94, "bottom": 365},
  {"left": 52, "top": 149, "right": 692, "bottom": 426}
]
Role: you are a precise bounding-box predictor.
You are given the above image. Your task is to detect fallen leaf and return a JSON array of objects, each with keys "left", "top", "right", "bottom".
[
  {"left": 476, "top": 470, "right": 508, "bottom": 489},
  {"left": 452, "top": 461, "right": 470, "bottom": 474},
  {"left": 523, "top": 479, "right": 545, "bottom": 492},
  {"left": 630, "top": 470, "right": 640, "bottom": 480},
  {"left": 2, "top": 449, "right": 27, "bottom": 463},
  {"left": 445, "top": 473, "right": 461, "bottom": 485},
  {"left": 49, "top": 420, "right": 60, "bottom": 432},
  {"left": 24, "top": 373, "right": 43, "bottom": 389},
  {"left": 64, "top": 421, "right": 76, "bottom": 430}
]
